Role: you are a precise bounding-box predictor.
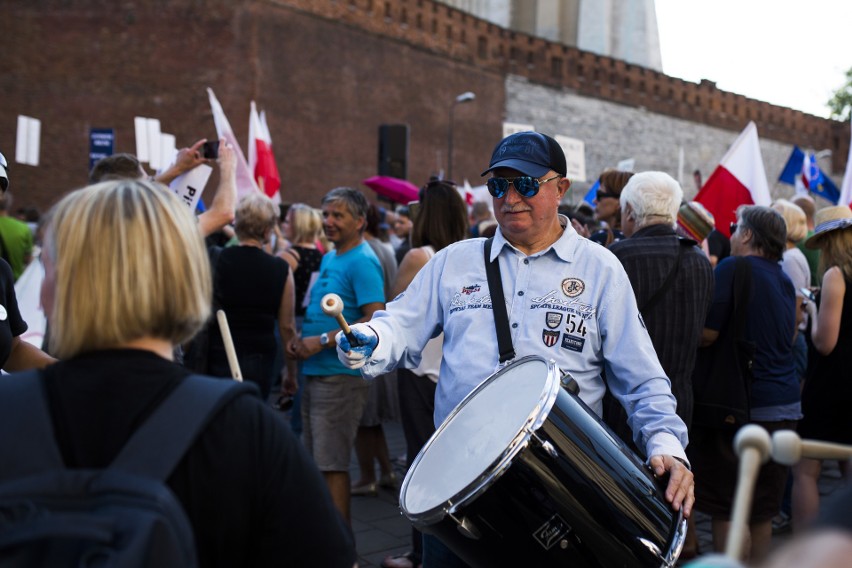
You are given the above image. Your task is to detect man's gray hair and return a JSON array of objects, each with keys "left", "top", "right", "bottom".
[
  {"left": 322, "top": 187, "right": 370, "bottom": 221},
  {"left": 620, "top": 171, "right": 683, "bottom": 228}
]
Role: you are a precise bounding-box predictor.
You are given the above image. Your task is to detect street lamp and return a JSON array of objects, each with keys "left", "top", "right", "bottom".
[{"left": 448, "top": 91, "right": 475, "bottom": 181}]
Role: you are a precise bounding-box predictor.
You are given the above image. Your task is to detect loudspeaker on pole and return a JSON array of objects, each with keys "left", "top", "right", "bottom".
[{"left": 378, "top": 124, "right": 409, "bottom": 180}]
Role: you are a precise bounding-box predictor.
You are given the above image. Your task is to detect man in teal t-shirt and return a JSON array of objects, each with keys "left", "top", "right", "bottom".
[{"left": 288, "top": 187, "right": 384, "bottom": 525}]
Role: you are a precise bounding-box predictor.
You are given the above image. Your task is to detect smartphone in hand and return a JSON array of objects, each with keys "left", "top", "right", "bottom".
[{"left": 201, "top": 140, "right": 220, "bottom": 160}]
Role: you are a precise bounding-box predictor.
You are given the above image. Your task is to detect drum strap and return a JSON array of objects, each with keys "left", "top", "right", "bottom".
[{"left": 484, "top": 238, "right": 515, "bottom": 363}]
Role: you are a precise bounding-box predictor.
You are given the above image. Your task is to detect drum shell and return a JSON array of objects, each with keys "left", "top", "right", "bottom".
[{"left": 405, "top": 368, "right": 682, "bottom": 567}]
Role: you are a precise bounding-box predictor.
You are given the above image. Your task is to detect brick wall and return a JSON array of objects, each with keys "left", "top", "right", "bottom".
[{"left": 1, "top": 0, "right": 846, "bottom": 212}]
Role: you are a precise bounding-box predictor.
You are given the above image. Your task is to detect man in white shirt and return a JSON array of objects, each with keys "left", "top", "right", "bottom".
[{"left": 337, "top": 131, "right": 694, "bottom": 566}]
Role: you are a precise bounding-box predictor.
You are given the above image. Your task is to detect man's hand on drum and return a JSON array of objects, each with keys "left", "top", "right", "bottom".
[
  {"left": 649, "top": 455, "right": 694, "bottom": 518},
  {"left": 335, "top": 324, "right": 378, "bottom": 370}
]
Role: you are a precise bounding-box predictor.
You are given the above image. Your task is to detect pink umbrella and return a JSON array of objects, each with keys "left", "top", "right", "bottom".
[{"left": 362, "top": 176, "right": 420, "bottom": 204}]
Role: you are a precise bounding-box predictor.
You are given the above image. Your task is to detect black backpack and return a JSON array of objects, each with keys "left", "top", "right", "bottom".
[{"left": 0, "top": 372, "right": 252, "bottom": 567}]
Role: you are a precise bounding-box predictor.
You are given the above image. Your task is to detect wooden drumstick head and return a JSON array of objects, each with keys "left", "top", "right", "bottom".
[
  {"left": 773, "top": 429, "right": 852, "bottom": 465},
  {"left": 321, "top": 293, "right": 352, "bottom": 336},
  {"left": 726, "top": 424, "right": 772, "bottom": 560}
]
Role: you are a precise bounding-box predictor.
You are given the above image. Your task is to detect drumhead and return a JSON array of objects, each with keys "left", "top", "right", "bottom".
[{"left": 401, "top": 356, "right": 557, "bottom": 518}]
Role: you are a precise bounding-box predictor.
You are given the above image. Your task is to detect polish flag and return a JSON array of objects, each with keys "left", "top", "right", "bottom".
[
  {"left": 461, "top": 179, "right": 475, "bottom": 207},
  {"left": 248, "top": 101, "right": 281, "bottom": 203},
  {"left": 839, "top": 116, "right": 852, "bottom": 207},
  {"left": 206, "top": 88, "right": 259, "bottom": 199},
  {"left": 694, "top": 121, "right": 771, "bottom": 238}
]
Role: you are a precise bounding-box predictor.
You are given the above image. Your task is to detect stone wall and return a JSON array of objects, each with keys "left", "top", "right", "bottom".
[{"left": 505, "top": 75, "right": 804, "bottom": 203}]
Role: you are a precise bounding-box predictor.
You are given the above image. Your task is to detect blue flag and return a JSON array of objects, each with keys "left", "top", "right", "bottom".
[
  {"left": 810, "top": 169, "right": 840, "bottom": 204},
  {"left": 778, "top": 146, "right": 805, "bottom": 185},
  {"left": 583, "top": 179, "right": 599, "bottom": 205},
  {"left": 778, "top": 145, "right": 839, "bottom": 204}
]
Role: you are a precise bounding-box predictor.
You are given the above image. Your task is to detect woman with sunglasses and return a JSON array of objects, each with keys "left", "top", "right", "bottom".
[
  {"left": 690, "top": 205, "right": 799, "bottom": 561},
  {"left": 589, "top": 169, "right": 634, "bottom": 246}
]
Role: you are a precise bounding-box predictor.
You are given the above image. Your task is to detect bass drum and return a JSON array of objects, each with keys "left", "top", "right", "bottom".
[{"left": 399, "top": 355, "right": 686, "bottom": 567}]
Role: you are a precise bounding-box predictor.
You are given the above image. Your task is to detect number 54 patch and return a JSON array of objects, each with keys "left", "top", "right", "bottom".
[
  {"left": 561, "top": 313, "right": 587, "bottom": 352},
  {"left": 565, "top": 313, "right": 587, "bottom": 336}
]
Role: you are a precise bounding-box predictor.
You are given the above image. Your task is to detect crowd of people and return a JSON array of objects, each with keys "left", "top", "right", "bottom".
[{"left": 0, "top": 129, "right": 850, "bottom": 568}]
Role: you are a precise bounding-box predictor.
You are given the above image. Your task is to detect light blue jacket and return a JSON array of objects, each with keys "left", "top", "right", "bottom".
[{"left": 362, "top": 217, "right": 688, "bottom": 461}]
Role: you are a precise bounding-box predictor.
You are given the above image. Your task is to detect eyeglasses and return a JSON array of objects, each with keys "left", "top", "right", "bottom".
[
  {"left": 486, "top": 174, "right": 562, "bottom": 199},
  {"left": 729, "top": 222, "right": 738, "bottom": 235},
  {"left": 595, "top": 190, "right": 619, "bottom": 201}
]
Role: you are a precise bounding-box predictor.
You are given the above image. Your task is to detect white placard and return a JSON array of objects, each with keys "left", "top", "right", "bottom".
[
  {"left": 146, "top": 119, "right": 162, "bottom": 170},
  {"left": 159, "top": 133, "right": 176, "bottom": 174},
  {"left": 169, "top": 164, "right": 212, "bottom": 211},
  {"left": 15, "top": 115, "right": 41, "bottom": 166},
  {"left": 555, "top": 134, "right": 586, "bottom": 182},
  {"left": 502, "top": 122, "right": 535, "bottom": 139},
  {"left": 617, "top": 158, "right": 635, "bottom": 172},
  {"left": 134, "top": 116, "right": 149, "bottom": 162}
]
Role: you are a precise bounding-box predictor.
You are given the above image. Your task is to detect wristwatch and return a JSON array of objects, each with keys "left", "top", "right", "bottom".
[{"left": 319, "top": 332, "right": 330, "bottom": 348}]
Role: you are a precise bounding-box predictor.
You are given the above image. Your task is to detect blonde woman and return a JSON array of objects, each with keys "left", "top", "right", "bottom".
[
  {"left": 794, "top": 205, "right": 852, "bottom": 529},
  {"left": 772, "top": 198, "right": 811, "bottom": 379},
  {"left": 25, "top": 179, "right": 356, "bottom": 566},
  {"left": 772, "top": 199, "right": 811, "bottom": 295},
  {"left": 279, "top": 203, "right": 324, "bottom": 318},
  {"left": 278, "top": 203, "right": 324, "bottom": 435}
]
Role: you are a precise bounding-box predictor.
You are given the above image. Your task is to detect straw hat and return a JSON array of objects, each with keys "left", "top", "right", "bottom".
[{"left": 804, "top": 205, "right": 852, "bottom": 249}]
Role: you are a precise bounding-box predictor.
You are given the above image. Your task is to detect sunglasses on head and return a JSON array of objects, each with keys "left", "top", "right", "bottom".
[{"left": 486, "top": 174, "right": 561, "bottom": 199}]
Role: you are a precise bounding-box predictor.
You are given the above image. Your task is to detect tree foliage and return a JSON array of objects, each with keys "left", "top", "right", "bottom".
[{"left": 828, "top": 67, "right": 852, "bottom": 121}]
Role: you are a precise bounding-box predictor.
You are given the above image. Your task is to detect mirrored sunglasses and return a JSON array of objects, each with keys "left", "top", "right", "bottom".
[{"left": 486, "top": 174, "right": 561, "bottom": 198}]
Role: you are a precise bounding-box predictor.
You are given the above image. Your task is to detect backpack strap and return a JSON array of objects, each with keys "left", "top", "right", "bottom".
[
  {"left": 0, "top": 372, "right": 254, "bottom": 483},
  {"left": 0, "top": 370, "right": 65, "bottom": 479},
  {"left": 111, "top": 375, "right": 254, "bottom": 481}
]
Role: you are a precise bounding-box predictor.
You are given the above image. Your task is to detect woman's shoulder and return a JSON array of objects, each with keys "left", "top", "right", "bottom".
[{"left": 823, "top": 265, "right": 848, "bottom": 287}]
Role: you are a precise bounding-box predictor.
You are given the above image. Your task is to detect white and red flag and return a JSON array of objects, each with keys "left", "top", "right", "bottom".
[
  {"left": 206, "top": 88, "right": 259, "bottom": 200},
  {"left": 694, "top": 121, "right": 771, "bottom": 238},
  {"left": 248, "top": 101, "right": 281, "bottom": 203},
  {"left": 461, "top": 179, "right": 474, "bottom": 207}
]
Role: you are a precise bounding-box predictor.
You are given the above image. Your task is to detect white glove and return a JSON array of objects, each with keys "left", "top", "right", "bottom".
[{"left": 335, "top": 324, "right": 379, "bottom": 370}]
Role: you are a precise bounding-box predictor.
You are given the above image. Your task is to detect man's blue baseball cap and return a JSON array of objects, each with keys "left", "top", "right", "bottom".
[{"left": 481, "top": 131, "right": 567, "bottom": 178}]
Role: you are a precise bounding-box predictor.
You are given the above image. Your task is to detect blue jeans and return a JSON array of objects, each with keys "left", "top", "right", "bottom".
[{"left": 422, "top": 534, "right": 469, "bottom": 568}]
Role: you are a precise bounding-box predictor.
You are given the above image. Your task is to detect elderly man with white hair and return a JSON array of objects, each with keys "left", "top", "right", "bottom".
[{"left": 606, "top": 171, "right": 714, "bottom": 436}]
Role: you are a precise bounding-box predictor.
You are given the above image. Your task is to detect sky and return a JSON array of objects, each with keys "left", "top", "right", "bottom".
[{"left": 655, "top": 0, "right": 852, "bottom": 119}]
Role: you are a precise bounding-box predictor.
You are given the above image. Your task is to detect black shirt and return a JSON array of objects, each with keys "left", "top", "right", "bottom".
[
  {"left": 0, "top": 258, "right": 26, "bottom": 366},
  {"left": 42, "top": 349, "right": 356, "bottom": 568},
  {"left": 707, "top": 229, "right": 731, "bottom": 264}
]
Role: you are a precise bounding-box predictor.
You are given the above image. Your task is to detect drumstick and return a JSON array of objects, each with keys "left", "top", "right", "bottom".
[
  {"left": 725, "top": 424, "right": 771, "bottom": 561},
  {"left": 216, "top": 309, "right": 243, "bottom": 382},
  {"left": 772, "top": 430, "right": 852, "bottom": 465},
  {"left": 320, "top": 293, "right": 359, "bottom": 346}
]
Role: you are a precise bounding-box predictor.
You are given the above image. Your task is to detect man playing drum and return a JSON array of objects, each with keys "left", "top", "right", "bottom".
[{"left": 336, "top": 131, "right": 694, "bottom": 566}]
